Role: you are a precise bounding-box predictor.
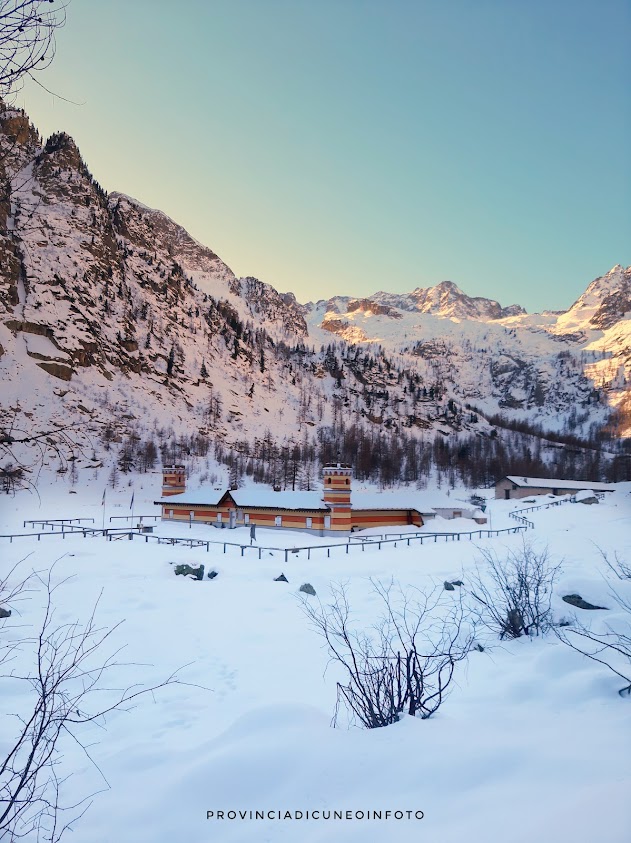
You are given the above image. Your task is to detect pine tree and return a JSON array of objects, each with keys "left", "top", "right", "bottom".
[
  {"left": 200, "top": 360, "right": 208, "bottom": 378},
  {"left": 167, "top": 345, "right": 175, "bottom": 377}
]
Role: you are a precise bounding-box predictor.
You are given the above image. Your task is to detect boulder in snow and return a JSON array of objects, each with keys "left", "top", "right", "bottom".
[
  {"left": 574, "top": 490, "right": 599, "bottom": 505},
  {"left": 174, "top": 563, "right": 205, "bottom": 581},
  {"left": 562, "top": 593, "right": 607, "bottom": 611}
]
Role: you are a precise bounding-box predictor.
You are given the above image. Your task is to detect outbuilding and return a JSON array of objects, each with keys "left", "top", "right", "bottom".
[{"left": 495, "top": 475, "right": 615, "bottom": 500}]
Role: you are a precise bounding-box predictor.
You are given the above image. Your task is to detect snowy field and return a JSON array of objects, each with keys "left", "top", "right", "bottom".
[{"left": 1, "top": 481, "right": 631, "bottom": 842}]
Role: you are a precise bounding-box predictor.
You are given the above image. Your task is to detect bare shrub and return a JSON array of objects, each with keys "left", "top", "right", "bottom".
[
  {"left": 469, "top": 541, "right": 560, "bottom": 639},
  {"left": 302, "top": 579, "right": 473, "bottom": 729},
  {"left": 557, "top": 561, "right": 631, "bottom": 697},
  {"left": 0, "top": 560, "right": 197, "bottom": 841}
]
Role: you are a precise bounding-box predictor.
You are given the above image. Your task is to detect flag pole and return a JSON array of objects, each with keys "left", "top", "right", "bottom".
[{"left": 102, "top": 488, "right": 106, "bottom": 532}]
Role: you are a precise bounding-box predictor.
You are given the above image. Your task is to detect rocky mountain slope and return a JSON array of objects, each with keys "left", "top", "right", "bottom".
[
  {"left": 304, "top": 266, "right": 631, "bottom": 436},
  {"left": 0, "top": 100, "right": 629, "bottom": 487}
]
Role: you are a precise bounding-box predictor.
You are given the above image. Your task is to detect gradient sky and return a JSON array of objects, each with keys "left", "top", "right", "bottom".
[{"left": 15, "top": 0, "right": 631, "bottom": 312}]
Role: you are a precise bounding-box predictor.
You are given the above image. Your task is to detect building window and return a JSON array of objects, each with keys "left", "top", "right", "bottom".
[
  {"left": 305, "top": 517, "right": 313, "bottom": 529},
  {"left": 275, "top": 515, "right": 282, "bottom": 527},
  {"left": 326, "top": 477, "right": 331, "bottom": 484},
  {"left": 216, "top": 513, "right": 222, "bottom": 523},
  {"left": 244, "top": 513, "right": 250, "bottom": 525},
  {"left": 324, "top": 515, "right": 331, "bottom": 529},
  {"left": 168, "top": 509, "right": 173, "bottom": 519},
  {"left": 189, "top": 511, "right": 195, "bottom": 521}
]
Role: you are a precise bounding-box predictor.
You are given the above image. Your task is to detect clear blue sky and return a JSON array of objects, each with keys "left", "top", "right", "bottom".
[{"left": 15, "top": 0, "right": 631, "bottom": 312}]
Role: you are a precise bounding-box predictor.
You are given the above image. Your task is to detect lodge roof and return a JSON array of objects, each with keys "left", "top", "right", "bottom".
[
  {"left": 155, "top": 488, "right": 330, "bottom": 511},
  {"left": 503, "top": 476, "right": 615, "bottom": 492},
  {"left": 155, "top": 486, "right": 464, "bottom": 514}
]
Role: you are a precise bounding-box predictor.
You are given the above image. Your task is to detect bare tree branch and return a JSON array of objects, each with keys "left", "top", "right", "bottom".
[
  {"left": 0, "top": 559, "right": 208, "bottom": 841},
  {"left": 0, "top": 1, "right": 68, "bottom": 99}
]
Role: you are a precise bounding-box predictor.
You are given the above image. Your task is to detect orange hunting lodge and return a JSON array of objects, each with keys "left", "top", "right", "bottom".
[{"left": 156, "top": 463, "right": 433, "bottom": 536}]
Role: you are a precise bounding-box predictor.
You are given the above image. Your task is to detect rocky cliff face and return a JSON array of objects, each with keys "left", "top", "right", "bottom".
[{"left": 556, "top": 265, "right": 631, "bottom": 332}]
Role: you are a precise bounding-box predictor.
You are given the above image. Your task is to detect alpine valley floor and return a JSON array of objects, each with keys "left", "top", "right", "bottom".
[{"left": 1, "top": 480, "right": 630, "bottom": 843}]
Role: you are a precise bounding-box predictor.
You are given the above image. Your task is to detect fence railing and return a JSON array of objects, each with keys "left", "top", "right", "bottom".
[
  {"left": 509, "top": 495, "right": 574, "bottom": 527},
  {"left": 104, "top": 524, "right": 528, "bottom": 561},
  {"left": 509, "top": 512, "right": 535, "bottom": 529},
  {"left": 3, "top": 522, "right": 528, "bottom": 559},
  {"left": 24, "top": 518, "right": 95, "bottom": 529}
]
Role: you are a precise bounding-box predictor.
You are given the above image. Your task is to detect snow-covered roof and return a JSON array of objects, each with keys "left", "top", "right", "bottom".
[
  {"left": 350, "top": 490, "right": 441, "bottom": 514},
  {"left": 229, "top": 489, "right": 327, "bottom": 510},
  {"left": 504, "top": 476, "right": 615, "bottom": 492},
  {"left": 155, "top": 488, "right": 329, "bottom": 511},
  {"left": 155, "top": 486, "right": 460, "bottom": 513}
]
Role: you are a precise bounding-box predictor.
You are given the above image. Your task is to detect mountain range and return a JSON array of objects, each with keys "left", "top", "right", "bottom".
[{"left": 0, "top": 100, "right": 629, "bottom": 484}]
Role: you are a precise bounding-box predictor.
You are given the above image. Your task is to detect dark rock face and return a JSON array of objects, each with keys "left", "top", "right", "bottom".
[
  {"left": 299, "top": 582, "right": 316, "bottom": 596},
  {"left": 274, "top": 573, "right": 288, "bottom": 582}
]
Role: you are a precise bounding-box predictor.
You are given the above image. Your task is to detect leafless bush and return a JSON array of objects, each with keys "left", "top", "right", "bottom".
[
  {"left": 557, "top": 560, "right": 631, "bottom": 697},
  {"left": 557, "top": 619, "right": 631, "bottom": 698},
  {"left": 302, "top": 579, "right": 474, "bottom": 729},
  {"left": 0, "top": 560, "right": 197, "bottom": 841},
  {"left": 469, "top": 541, "right": 560, "bottom": 639}
]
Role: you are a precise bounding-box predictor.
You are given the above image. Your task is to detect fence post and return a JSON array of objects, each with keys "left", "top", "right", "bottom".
[{"left": 285, "top": 549, "right": 288, "bottom": 563}]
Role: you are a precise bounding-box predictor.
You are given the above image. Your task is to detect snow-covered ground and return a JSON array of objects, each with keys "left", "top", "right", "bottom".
[{"left": 1, "top": 480, "right": 630, "bottom": 842}]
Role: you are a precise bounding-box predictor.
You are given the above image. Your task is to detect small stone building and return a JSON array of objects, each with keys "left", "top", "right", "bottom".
[{"left": 495, "top": 475, "right": 615, "bottom": 500}]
